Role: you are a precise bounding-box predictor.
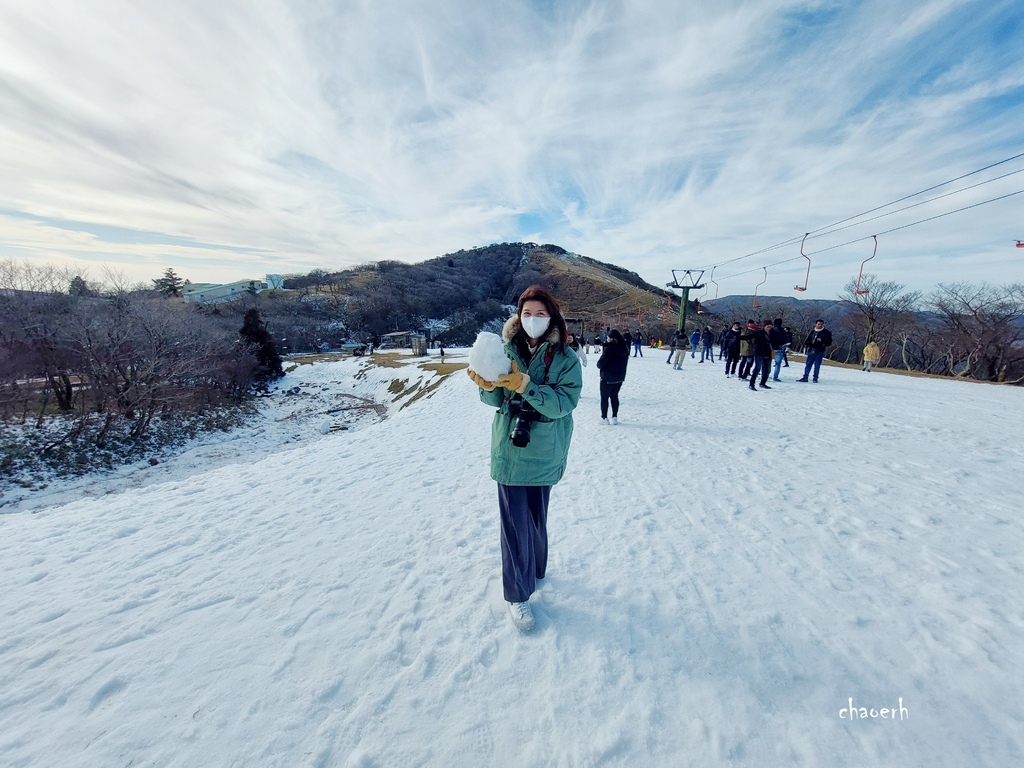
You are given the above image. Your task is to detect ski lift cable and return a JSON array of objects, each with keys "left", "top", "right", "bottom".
[
  {"left": 695, "top": 151, "right": 1024, "bottom": 271},
  {"left": 793, "top": 166, "right": 1024, "bottom": 245},
  {"left": 716, "top": 187, "right": 1024, "bottom": 281},
  {"left": 704, "top": 160, "right": 1024, "bottom": 270}
]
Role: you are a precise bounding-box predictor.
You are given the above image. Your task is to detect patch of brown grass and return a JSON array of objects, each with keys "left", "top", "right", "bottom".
[
  {"left": 400, "top": 377, "right": 447, "bottom": 410},
  {"left": 284, "top": 353, "right": 352, "bottom": 367},
  {"left": 366, "top": 352, "right": 414, "bottom": 369},
  {"left": 419, "top": 361, "right": 468, "bottom": 375}
]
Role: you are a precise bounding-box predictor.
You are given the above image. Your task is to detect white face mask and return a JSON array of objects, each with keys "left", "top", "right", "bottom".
[{"left": 521, "top": 315, "right": 551, "bottom": 340}]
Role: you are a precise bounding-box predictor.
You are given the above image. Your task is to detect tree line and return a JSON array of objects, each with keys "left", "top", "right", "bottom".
[{"left": 1, "top": 261, "right": 282, "bottom": 481}]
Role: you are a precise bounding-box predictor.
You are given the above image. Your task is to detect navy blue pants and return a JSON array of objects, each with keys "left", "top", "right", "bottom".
[
  {"left": 803, "top": 349, "right": 825, "bottom": 380},
  {"left": 750, "top": 354, "right": 771, "bottom": 386},
  {"left": 497, "top": 484, "right": 550, "bottom": 603}
]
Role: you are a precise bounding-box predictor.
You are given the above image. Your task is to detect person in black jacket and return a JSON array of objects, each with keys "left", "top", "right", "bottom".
[
  {"left": 798, "top": 319, "right": 833, "bottom": 382},
  {"left": 596, "top": 329, "right": 629, "bottom": 424},
  {"left": 723, "top": 322, "right": 741, "bottom": 377},
  {"left": 699, "top": 327, "right": 715, "bottom": 363},
  {"left": 768, "top": 318, "right": 788, "bottom": 382},
  {"left": 669, "top": 329, "right": 687, "bottom": 368},
  {"left": 632, "top": 329, "right": 644, "bottom": 357},
  {"left": 748, "top": 320, "right": 774, "bottom": 390}
]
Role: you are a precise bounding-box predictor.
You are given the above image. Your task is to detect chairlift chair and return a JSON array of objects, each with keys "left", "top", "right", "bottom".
[
  {"left": 794, "top": 233, "right": 810, "bottom": 292},
  {"left": 707, "top": 267, "right": 719, "bottom": 306},
  {"left": 753, "top": 267, "right": 767, "bottom": 309},
  {"left": 1016, "top": 240, "right": 1024, "bottom": 248},
  {"left": 855, "top": 235, "right": 878, "bottom": 296}
]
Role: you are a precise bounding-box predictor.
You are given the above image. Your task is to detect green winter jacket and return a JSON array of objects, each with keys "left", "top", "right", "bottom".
[{"left": 478, "top": 318, "right": 582, "bottom": 486}]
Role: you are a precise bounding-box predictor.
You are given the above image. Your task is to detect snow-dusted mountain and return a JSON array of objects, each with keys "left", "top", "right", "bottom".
[{"left": 2, "top": 350, "right": 1022, "bottom": 767}]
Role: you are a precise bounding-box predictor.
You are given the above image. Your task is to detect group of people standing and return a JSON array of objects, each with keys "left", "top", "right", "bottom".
[
  {"left": 583, "top": 329, "right": 646, "bottom": 358},
  {"left": 718, "top": 318, "right": 834, "bottom": 388},
  {"left": 665, "top": 327, "right": 718, "bottom": 369}
]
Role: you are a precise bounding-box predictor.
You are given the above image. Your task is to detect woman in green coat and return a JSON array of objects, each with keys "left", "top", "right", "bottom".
[{"left": 467, "top": 285, "right": 582, "bottom": 631}]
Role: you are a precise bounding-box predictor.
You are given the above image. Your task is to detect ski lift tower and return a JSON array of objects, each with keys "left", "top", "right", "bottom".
[{"left": 666, "top": 269, "right": 705, "bottom": 333}]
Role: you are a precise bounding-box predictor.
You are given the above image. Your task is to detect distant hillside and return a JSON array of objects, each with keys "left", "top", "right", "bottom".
[{"left": 281, "top": 243, "right": 685, "bottom": 343}]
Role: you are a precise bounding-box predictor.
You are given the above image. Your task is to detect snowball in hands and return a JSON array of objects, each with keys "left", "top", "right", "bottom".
[{"left": 468, "top": 332, "right": 511, "bottom": 382}]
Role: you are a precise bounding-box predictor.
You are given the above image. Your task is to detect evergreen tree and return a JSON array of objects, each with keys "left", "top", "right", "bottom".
[
  {"left": 240, "top": 307, "right": 284, "bottom": 380},
  {"left": 153, "top": 267, "right": 185, "bottom": 297},
  {"left": 68, "top": 275, "right": 94, "bottom": 297}
]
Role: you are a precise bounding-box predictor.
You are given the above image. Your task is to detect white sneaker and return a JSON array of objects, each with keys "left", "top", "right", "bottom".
[
  {"left": 508, "top": 601, "right": 535, "bottom": 632},
  {"left": 611, "top": 417, "right": 618, "bottom": 425},
  {"left": 601, "top": 417, "right": 611, "bottom": 425}
]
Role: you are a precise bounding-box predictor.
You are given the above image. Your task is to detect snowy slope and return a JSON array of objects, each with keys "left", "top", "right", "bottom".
[{"left": 1, "top": 350, "right": 1022, "bottom": 767}]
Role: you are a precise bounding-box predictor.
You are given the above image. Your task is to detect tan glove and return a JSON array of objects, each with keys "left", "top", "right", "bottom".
[
  {"left": 467, "top": 368, "right": 497, "bottom": 391},
  {"left": 497, "top": 360, "right": 531, "bottom": 394}
]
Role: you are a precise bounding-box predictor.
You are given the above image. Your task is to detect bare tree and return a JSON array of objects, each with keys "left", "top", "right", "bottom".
[
  {"left": 839, "top": 274, "right": 922, "bottom": 366},
  {"left": 929, "top": 282, "right": 1024, "bottom": 382}
]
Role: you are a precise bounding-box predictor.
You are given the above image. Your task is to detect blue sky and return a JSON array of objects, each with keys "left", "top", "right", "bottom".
[{"left": 1, "top": 0, "right": 1022, "bottom": 299}]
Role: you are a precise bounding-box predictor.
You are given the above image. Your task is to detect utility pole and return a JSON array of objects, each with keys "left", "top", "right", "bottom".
[{"left": 666, "top": 270, "right": 705, "bottom": 333}]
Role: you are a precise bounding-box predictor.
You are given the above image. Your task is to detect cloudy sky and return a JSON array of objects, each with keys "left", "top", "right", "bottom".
[{"left": 1, "top": 0, "right": 1022, "bottom": 299}]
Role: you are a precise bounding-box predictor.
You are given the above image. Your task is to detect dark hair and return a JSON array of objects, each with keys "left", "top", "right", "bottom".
[
  {"left": 774, "top": 318, "right": 783, "bottom": 326},
  {"left": 608, "top": 329, "right": 625, "bottom": 345},
  {"left": 513, "top": 285, "right": 569, "bottom": 359}
]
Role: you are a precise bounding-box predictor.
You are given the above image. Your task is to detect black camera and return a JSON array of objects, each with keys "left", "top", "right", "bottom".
[{"left": 508, "top": 396, "right": 538, "bottom": 448}]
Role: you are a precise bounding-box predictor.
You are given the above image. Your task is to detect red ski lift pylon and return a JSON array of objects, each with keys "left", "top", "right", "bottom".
[
  {"left": 707, "top": 267, "right": 719, "bottom": 306},
  {"left": 855, "top": 235, "right": 878, "bottom": 295},
  {"left": 753, "top": 267, "right": 767, "bottom": 309},
  {"left": 794, "top": 232, "right": 811, "bottom": 292}
]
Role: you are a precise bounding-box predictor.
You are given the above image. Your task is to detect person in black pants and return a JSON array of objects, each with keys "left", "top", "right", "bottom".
[
  {"left": 799, "top": 319, "right": 834, "bottom": 382},
  {"left": 597, "top": 329, "right": 629, "bottom": 424},
  {"left": 748, "top": 320, "right": 774, "bottom": 390},
  {"left": 738, "top": 320, "right": 757, "bottom": 379},
  {"left": 723, "top": 322, "right": 741, "bottom": 377}
]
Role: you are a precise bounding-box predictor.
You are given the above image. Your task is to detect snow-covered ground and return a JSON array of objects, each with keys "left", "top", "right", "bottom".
[{"left": 1, "top": 349, "right": 1022, "bottom": 767}]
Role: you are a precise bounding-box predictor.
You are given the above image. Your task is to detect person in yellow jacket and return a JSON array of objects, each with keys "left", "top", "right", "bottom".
[{"left": 862, "top": 341, "right": 881, "bottom": 372}]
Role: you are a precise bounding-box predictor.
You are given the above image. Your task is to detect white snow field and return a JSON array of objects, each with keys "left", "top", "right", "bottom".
[{"left": 2, "top": 349, "right": 1022, "bottom": 767}]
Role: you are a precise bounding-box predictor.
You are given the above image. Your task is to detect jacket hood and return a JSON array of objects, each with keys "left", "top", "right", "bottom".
[{"left": 502, "top": 315, "right": 562, "bottom": 346}]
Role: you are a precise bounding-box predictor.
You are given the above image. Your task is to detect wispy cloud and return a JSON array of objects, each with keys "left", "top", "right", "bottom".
[{"left": 1, "top": 0, "right": 1021, "bottom": 298}]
